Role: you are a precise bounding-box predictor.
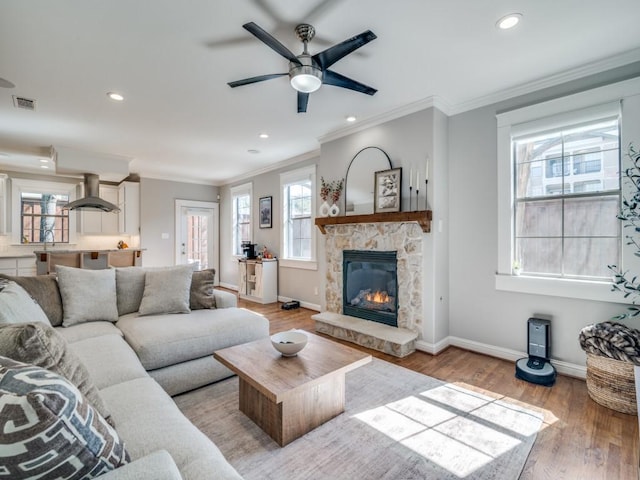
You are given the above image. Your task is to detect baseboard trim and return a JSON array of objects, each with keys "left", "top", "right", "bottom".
[
  {"left": 219, "top": 282, "right": 237, "bottom": 291},
  {"left": 416, "top": 336, "right": 586, "bottom": 379},
  {"left": 277, "top": 295, "right": 321, "bottom": 312}
]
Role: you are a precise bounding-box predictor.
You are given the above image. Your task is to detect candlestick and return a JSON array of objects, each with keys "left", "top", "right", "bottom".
[
  {"left": 409, "top": 186, "right": 413, "bottom": 211},
  {"left": 425, "top": 179, "right": 429, "bottom": 210},
  {"left": 415, "top": 187, "right": 419, "bottom": 212}
]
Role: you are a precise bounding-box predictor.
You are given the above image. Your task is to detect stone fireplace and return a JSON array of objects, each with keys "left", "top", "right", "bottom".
[{"left": 313, "top": 220, "right": 423, "bottom": 357}]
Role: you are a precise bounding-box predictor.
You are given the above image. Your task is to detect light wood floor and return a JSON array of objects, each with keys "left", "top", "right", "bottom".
[{"left": 238, "top": 297, "right": 639, "bottom": 480}]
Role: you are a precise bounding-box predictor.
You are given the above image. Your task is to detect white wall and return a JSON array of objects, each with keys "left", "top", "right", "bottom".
[
  {"left": 139, "top": 178, "right": 218, "bottom": 267},
  {"left": 448, "top": 65, "right": 640, "bottom": 369}
]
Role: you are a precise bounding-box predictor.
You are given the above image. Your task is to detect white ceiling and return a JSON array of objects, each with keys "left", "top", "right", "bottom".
[{"left": 1, "top": 0, "right": 639, "bottom": 185}]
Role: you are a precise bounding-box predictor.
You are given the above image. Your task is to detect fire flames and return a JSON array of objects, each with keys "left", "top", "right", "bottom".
[{"left": 365, "top": 290, "right": 390, "bottom": 304}]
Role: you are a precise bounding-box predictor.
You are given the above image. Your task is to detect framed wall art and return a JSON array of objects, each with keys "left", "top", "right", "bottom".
[
  {"left": 374, "top": 167, "right": 402, "bottom": 213},
  {"left": 259, "top": 196, "right": 272, "bottom": 228}
]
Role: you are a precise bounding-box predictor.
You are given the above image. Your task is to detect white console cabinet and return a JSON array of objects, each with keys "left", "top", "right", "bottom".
[{"left": 238, "top": 259, "right": 277, "bottom": 304}]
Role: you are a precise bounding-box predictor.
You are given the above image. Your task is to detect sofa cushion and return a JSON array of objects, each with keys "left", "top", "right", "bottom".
[
  {"left": 66, "top": 334, "right": 149, "bottom": 390},
  {"left": 138, "top": 264, "right": 193, "bottom": 316},
  {"left": 100, "top": 377, "right": 242, "bottom": 480},
  {"left": 0, "top": 280, "right": 51, "bottom": 326},
  {"left": 117, "top": 308, "right": 270, "bottom": 370},
  {"left": 0, "top": 273, "right": 63, "bottom": 326},
  {"left": 115, "top": 267, "right": 147, "bottom": 316},
  {"left": 55, "top": 321, "right": 123, "bottom": 344},
  {"left": 57, "top": 266, "right": 119, "bottom": 326},
  {"left": 0, "top": 322, "right": 113, "bottom": 425},
  {"left": 0, "top": 356, "right": 130, "bottom": 479},
  {"left": 190, "top": 268, "right": 216, "bottom": 310}
]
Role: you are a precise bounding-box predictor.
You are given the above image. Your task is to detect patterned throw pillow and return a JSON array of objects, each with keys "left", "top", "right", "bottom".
[
  {"left": 0, "top": 356, "right": 129, "bottom": 479},
  {"left": 190, "top": 268, "right": 216, "bottom": 310}
]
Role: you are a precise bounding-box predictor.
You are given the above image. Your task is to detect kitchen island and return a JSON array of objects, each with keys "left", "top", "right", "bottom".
[{"left": 34, "top": 249, "right": 143, "bottom": 275}]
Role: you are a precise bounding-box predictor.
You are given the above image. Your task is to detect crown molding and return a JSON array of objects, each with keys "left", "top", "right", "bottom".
[
  {"left": 317, "top": 95, "right": 453, "bottom": 145},
  {"left": 448, "top": 47, "right": 640, "bottom": 116}
]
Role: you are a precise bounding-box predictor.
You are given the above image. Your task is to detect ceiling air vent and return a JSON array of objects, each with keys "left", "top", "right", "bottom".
[{"left": 12, "top": 95, "right": 36, "bottom": 111}]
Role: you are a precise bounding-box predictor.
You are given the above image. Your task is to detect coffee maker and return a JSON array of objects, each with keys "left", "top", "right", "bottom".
[{"left": 241, "top": 241, "right": 257, "bottom": 259}]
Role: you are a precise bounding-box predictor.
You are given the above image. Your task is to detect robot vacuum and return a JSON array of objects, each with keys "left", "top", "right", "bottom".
[{"left": 515, "top": 318, "right": 557, "bottom": 387}]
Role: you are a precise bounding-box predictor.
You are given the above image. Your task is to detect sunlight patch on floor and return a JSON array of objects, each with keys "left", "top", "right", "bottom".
[{"left": 353, "top": 382, "right": 548, "bottom": 478}]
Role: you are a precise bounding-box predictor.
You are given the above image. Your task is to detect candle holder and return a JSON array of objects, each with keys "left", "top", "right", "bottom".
[
  {"left": 409, "top": 186, "right": 413, "bottom": 211},
  {"left": 425, "top": 179, "right": 429, "bottom": 210},
  {"left": 415, "top": 188, "right": 419, "bottom": 212}
]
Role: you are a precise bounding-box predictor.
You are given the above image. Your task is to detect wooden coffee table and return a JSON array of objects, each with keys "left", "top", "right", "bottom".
[{"left": 214, "top": 331, "right": 371, "bottom": 446}]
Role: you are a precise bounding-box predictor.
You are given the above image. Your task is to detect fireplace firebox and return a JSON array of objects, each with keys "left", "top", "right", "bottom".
[{"left": 342, "top": 250, "right": 398, "bottom": 327}]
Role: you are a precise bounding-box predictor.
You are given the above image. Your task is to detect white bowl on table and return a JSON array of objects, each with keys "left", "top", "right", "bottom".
[{"left": 271, "top": 331, "right": 308, "bottom": 357}]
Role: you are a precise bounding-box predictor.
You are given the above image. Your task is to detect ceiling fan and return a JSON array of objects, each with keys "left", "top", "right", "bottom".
[{"left": 227, "top": 22, "right": 377, "bottom": 113}]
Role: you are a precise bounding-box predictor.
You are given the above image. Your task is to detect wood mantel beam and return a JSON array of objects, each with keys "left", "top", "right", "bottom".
[{"left": 314, "top": 210, "right": 432, "bottom": 234}]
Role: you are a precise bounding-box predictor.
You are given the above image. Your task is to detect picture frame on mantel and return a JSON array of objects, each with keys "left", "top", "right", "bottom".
[
  {"left": 374, "top": 168, "right": 402, "bottom": 213},
  {"left": 259, "top": 196, "right": 272, "bottom": 229}
]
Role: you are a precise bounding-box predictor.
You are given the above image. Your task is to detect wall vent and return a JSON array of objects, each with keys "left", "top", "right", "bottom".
[{"left": 12, "top": 95, "right": 36, "bottom": 111}]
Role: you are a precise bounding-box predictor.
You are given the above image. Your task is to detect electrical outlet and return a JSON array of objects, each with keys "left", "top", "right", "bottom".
[
  {"left": 161, "top": 233, "right": 169, "bottom": 240},
  {"left": 314, "top": 287, "right": 319, "bottom": 295}
]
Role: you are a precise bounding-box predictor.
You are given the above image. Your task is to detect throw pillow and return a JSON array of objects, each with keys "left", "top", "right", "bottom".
[
  {"left": 0, "top": 356, "right": 129, "bottom": 479},
  {"left": 0, "top": 322, "right": 113, "bottom": 426},
  {"left": 0, "top": 280, "right": 51, "bottom": 326},
  {"left": 0, "top": 274, "right": 63, "bottom": 326},
  {"left": 56, "top": 266, "right": 119, "bottom": 326},
  {"left": 190, "top": 268, "right": 216, "bottom": 310},
  {"left": 138, "top": 264, "right": 193, "bottom": 316},
  {"left": 115, "top": 267, "right": 147, "bottom": 316}
]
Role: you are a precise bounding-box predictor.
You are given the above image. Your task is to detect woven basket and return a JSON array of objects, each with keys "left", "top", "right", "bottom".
[{"left": 586, "top": 353, "right": 637, "bottom": 414}]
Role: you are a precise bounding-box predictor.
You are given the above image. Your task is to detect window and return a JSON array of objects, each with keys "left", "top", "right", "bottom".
[
  {"left": 513, "top": 118, "right": 620, "bottom": 280},
  {"left": 496, "top": 76, "right": 640, "bottom": 302},
  {"left": 21, "top": 193, "right": 70, "bottom": 243},
  {"left": 280, "top": 165, "right": 317, "bottom": 269},
  {"left": 10, "top": 178, "right": 77, "bottom": 245},
  {"left": 230, "top": 183, "right": 252, "bottom": 256}
]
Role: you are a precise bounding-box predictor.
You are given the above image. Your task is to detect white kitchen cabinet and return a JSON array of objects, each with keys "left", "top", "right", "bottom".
[
  {"left": 81, "top": 185, "right": 119, "bottom": 234},
  {"left": 118, "top": 181, "right": 140, "bottom": 235},
  {"left": 0, "top": 256, "right": 36, "bottom": 276},
  {"left": 238, "top": 259, "right": 277, "bottom": 304}
]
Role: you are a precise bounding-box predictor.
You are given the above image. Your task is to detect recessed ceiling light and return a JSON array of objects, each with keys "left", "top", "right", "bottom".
[
  {"left": 40, "top": 165, "right": 50, "bottom": 169},
  {"left": 496, "top": 13, "right": 522, "bottom": 30},
  {"left": 248, "top": 149, "right": 260, "bottom": 154},
  {"left": 107, "top": 92, "right": 124, "bottom": 101},
  {"left": 40, "top": 158, "right": 49, "bottom": 163},
  {"left": 259, "top": 133, "right": 269, "bottom": 139},
  {"left": 346, "top": 116, "right": 357, "bottom": 122}
]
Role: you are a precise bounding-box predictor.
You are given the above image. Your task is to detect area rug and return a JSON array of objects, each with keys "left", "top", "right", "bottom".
[{"left": 175, "top": 359, "right": 543, "bottom": 480}]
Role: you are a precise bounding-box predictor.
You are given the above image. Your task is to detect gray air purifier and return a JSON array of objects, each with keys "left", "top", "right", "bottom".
[{"left": 515, "top": 318, "right": 557, "bottom": 387}]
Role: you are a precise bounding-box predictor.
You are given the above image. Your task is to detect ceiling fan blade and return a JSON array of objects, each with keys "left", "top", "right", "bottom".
[
  {"left": 323, "top": 70, "right": 377, "bottom": 95},
  {"left": 297, "top": 91, "right": 309, "bottom": 113},
  {"left": 243, "top": 22, "right": 302, "bottom": 66},
  {"left": 227, "top": 73, "right": 288, "bottom": 88},
  {"left": 313, "top": 30, "right": 376, "bottom": 70}
]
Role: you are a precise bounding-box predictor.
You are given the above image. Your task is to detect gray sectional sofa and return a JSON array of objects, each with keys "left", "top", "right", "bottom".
[{"left": 0, "top": 264, "right": 270, "bottom": 479}]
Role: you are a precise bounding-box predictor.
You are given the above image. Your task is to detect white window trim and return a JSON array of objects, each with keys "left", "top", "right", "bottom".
[
  {"left": 496, "top": 77, "right": 640, "bottom": 303},
  {"left": 280, "top": 165, "right": 317, "bottom": 270},
  {"left": 230, "top": 182, "right": 252, "bottom": 258},
  {"left": 10, "top": 178, "right": 78, "bottom": 245}
]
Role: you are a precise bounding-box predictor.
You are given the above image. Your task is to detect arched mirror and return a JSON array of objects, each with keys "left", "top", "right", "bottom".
[{"left": 344, "top": 147, "right": 392, "bottom": 215}]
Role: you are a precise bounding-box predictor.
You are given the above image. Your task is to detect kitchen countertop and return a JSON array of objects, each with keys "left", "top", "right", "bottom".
[
  {"left": 0, "top": 254, "right": 35, "bottom": 258},
  {"left": 32, "top": 248, "right": 142, "bottom": 254}
]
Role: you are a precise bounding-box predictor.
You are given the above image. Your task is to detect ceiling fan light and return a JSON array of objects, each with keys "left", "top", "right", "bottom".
[{"left": 290, "top": 66, "right": 322, "bottom": 93}]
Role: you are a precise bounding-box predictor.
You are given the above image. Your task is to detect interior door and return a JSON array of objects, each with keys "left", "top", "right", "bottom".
[{"left": 175, "top": 200, "right": 219, "bottom": 280}]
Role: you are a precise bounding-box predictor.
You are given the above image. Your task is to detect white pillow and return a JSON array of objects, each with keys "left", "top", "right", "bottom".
[
  {"left": 138, "top": 264, "right": 193, "bottom": 316},
  {"left": 0, "top": 280, "right": 51, "bottom": 326},
  {"left": 56, "top": 266, "right": 119, "bottom": 327}
]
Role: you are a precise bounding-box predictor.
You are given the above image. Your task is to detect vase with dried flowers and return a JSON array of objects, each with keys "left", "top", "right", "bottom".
[
  {"left": 319, "top": 177, "right": 331, "bottom": 217},
  {"left": 329, "top": 178, "right": 344, "bottom": 216}
]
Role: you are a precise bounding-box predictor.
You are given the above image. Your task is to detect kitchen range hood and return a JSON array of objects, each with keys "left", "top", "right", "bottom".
[{"left": 65, "top": 173, "right": 120, "bottom": 212}]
